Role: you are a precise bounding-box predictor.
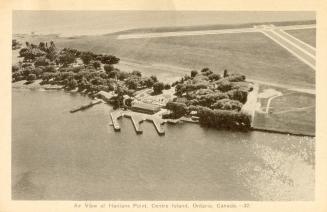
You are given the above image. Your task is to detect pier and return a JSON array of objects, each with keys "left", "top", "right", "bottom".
[
  {"left": 110, "top": 111, "right": 122, "bottom": 131},
  {"left": 110, "top": 111, "right": 166, "bottom": 135},
  {"left": 123, "top": 113, "right": 143, "bottom": 134},
  {"left": 146, "top": 117, "right": 165, "bottom": 136},
  {"left": 70, "top": 99, "right": 102, "bottom": 113}
]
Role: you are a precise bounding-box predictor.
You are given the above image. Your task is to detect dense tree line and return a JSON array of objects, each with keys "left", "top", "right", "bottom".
[
  {"left": 165, "top": 68, "right": 252, "bottom": 130},
  {"left": 13, "top": 41, "right": 169, "bottom": 100}
]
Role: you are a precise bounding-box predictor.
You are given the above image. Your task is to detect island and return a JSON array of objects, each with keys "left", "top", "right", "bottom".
[{"left": 12, "top": 40, "right": 254, "bottom": 135}]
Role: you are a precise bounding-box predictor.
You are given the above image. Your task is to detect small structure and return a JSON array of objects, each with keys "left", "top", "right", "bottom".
[{"left": 131, "top": 102, "right": 161, "bottom": 114}]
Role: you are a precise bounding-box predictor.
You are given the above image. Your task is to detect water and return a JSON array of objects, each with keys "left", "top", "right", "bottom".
[
  {"left": 12, "top": 89, "right": 314, "bottom": 200},
  {"left": 13, "top": 11, "right": 315, "bottom": 36}
]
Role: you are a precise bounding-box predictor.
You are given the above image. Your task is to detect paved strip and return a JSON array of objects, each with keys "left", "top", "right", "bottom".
[
  {"left": 117, "top": 24, "right": 316, "bottom": 40},
  {"left": 269, "top": 29, "right": 315, "bottom": 59},
  {"left": 248, "top": 79, "right": 315, "bottom": 95},
  {"left": 117, "top": 28, "right": 258, "bottom": 39},
  {"left": 260, "top": 30, "right": 315, "bottom": 70},
  {"left": 278, "top": 24, "right": 316, "bottom": 31},
  {"left": 274, "top": 29, "right": 315, "bottom": 55}
]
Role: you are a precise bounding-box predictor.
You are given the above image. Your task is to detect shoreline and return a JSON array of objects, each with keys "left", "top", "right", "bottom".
[{"left": 12, "top": 83, "right": 314, "bottom": 138}]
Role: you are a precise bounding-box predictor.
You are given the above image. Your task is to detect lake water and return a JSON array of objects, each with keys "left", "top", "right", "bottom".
[
  {"left": 13, "top": 11, "right": 315, "bottom": 36},
  {"left": 12, "top": 88, "right": 315, "bottom": 200}
]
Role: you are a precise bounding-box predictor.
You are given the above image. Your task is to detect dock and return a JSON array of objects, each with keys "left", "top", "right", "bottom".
[
  {"left": 110, "top": 111, "right": 122, "bottom": 131},
  {"left": 146, "top": 117, "right": 165, "bottom": 136},
  {"left": 70, "top": 99, "right": 102, "bottom": 113},
  {"left": 110, "top": 110, "right": 166, "bottom": 136},
  {"left": 123, "top": 113, "right": 143, "bottom": 134}
]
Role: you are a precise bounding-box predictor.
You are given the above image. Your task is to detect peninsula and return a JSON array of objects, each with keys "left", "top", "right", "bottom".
[{"left": 12, "top": 40, "right": 253, "bottom": 134}]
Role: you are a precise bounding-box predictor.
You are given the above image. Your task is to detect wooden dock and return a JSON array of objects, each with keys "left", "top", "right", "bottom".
[
  {"left": 146, "top": 118, "right": 165, "bottom": 136},
  {"left": 110, "top": 111, "right": 122, "bottom": 131},
  {"left": 110, "top": 111, "right": 165, "bottom": 136},
  {"left": 70, "top": 99, "right": 102, "bottom": 113},
  {"left": 123, "top": 114, "right": 143, "bottom": 134}
]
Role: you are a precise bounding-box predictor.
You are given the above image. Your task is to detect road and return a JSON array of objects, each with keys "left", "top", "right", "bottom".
[
  {"left": 117, "top": 24, "right": 316, "bottom": 70},
  {"left": 257, "top": 25, "right": 315, "bottom": 70},
  {"left": 117, "top": 23, "right": 316, "bottom": 92},
  {"left": 117, "top": 24, "right": 315, "bottom": 39}
]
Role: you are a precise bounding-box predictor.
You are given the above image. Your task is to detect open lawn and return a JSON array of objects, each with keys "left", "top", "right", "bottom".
[
  {"left": 286, "top": 28, "right": 316, "bottom": 47},
  {"left": 18, "top": 30, "right": 315, "bottom": 89},
  {"left": 253, "top": 85, "right": 315, "bottom": 136}
]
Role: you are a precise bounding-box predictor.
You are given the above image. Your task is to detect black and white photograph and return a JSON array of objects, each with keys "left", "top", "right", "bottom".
[{"left": 8, "top": 8, "right": 318, "bottom": 204}]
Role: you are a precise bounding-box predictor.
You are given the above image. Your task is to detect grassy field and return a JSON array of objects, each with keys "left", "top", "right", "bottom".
[
  {"left": 286, "top": 28, "right": 316, "bottom": 47},
  {"left": 18, "top": 30, "right": 315, "bottom": 89},
  {"left": 253, "top": 85, "right": 315, "bottom": 136}
]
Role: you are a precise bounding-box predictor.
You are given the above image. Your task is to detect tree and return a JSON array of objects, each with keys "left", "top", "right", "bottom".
[
  {"left": 58, "top": 53, "right": 76, "bottom": 67},
  {"left": 208, "top": 73, "right": 221, "bottom": 81},
  {"left": 165, "top": 101, "right": 188, "bottom": 118},
  {"left": 100, "top": 55, "right": 120, "bottom": 64},
  {"left": 34, "top": 57, "right": 50, "bottom": 67},
  {"left": 12, "top": 39, "right": 22, "bottom": 50},
  {"left": 223, "top": 69, "right": 229, "bottom": 78},
  {"left": 125, "top": 77, "right": 138, "bottom": 89},
  {"left": 201, "top": 67, "right": 213, "bottom": 76},
  {"left": 104, "top": 64, "right": 114, "bottom": 74},
  {"left": 80, "top": 52, "right": 95, "bottom": 65},
  {"left": 131, "top": 70, "right": 142, "bottom": 77},
  {"left": 153, "top": 82, "right": 164, "bottom": 94},
  {"left": 125, "top": 98, "right": 133, "bottom": 107},
  {"left": 27, "top": 73, "right": 37, "bottom": 82},
  {"left": 144, "top": 77, "right": 155, "bottom": 88},
  {"left": 117, "top": 71, "right": 129, "bottom": 80},
  {"left": 34, "top": 67, "right": 43, "bottom": 77},
  {"left": 150, "top": 75, "right": 158, "bottom": 83},
  {"left": 44, "top": 65, "right": 56, "bottom": 73},
  {"left": 67, "top": 78, "right": 78, "bottom": 89},
  {"left": 175, "top": 84, "right": 186, "bottom": 96},
  {"left": 92, "top": 60, "right": 101, "bottom": 69},
  {"left": 191, "top": 70, "right": 198, "bottom": 78},
  {"left": 227, "top": 74, "right": 246, "bottom": 82},
  {"left": 211, "top": 99, "right": 243, "bottom": 111},
  {"left": 12, "top": 65, "right": 19, "bottom": 72},
  {"left": 164, "top": 83, "right": 171, "bottom": 90},
  {"left": 19, "top": 47, "right": 46, "bottom": 61},
  {"left": 216, "top": 79, "right": 232, "bottom": 92}
]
